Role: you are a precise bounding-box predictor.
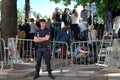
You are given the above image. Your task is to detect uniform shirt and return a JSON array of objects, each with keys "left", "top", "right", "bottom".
[{"left": 34, "top": 27, "right": 50, "bottom": 46}]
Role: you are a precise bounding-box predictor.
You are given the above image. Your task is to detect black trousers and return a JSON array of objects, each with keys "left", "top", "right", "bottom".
[
  {"left": 35, "top": 48, "right": 52, "bottom": 72},
  {"left": 71, "top": 24, "right": 80, "bottom": 41}
]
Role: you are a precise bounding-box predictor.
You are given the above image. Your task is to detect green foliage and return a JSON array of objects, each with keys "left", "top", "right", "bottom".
[
  {"left": 0, "top": 0, "right": 1, "bottom": 9},
  {"left": 32, "top": 11, "right": 38, "bottom": 18},
  {"left": 117, "top": 2, "right": 120, "bottom": 9},
  {"left": 17, "top": 10, "right": 23, "bottom": 24},
  {"left": 96, "top": 2, "right": 106, "bottom": 17},
  {"left": 43, "top": 15, "right": 48, "bottom": 20},
  {"left": 62, "top": 0, "right": 71, "bottom": 6},
  {"left": 50, "top": 0, "right": 61, "bottom": 3},
  {"left": 50, "top": 0, "right": 120, "bottom": 17}
]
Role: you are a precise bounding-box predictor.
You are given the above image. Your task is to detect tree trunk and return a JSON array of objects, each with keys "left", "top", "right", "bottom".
[
  {"left": 1, "top": 0, "right": 17, "bottom": 43},
  {"left": 25, "top": 0, "right": 30, "bottom": 20}
]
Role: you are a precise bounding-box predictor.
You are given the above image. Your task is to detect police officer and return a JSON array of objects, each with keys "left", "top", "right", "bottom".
[{"left": 33, "top": 19, "right": 55, "bottom": 79}]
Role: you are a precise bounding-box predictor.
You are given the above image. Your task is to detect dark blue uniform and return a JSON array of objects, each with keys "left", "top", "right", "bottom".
[
  {"left": 33, "top": 19, "right": 55, "bottom": 79},
  {"left": 34, "top": 27, "right": 51, "bottom": 72}
]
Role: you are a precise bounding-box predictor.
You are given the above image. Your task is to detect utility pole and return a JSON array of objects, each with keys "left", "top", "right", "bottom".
[{"left": 91, "top": 2, "right": 94, "bottom": 26}]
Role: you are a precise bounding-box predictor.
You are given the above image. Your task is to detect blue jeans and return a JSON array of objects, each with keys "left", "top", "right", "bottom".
[
  {"left": 53, "top": 23, "right": 61, "bottom": 31},
  {"left": 53, "top": 23, "right": 61, "bottom": 39},
  {"left": 81, "top": 30, "right": 88, "bottom": 41}
]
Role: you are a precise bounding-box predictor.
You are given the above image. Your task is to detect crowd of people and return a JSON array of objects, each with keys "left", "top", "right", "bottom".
[
  {"left": 16, "top": 6, "right": 103, "bottom": 64},
  {"left": 15, "top": 6, "right": 120, "bottom": 79},
  {"left": 16, "top": 5, "right": 120, "bottom": 43},
  {"left": 17, "top": 6, "right": 101, "bottom": 43}
]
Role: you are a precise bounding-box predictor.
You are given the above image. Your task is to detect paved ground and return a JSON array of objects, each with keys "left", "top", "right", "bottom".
[{"left": 0, "top": 64, "right": 120, "bottom": 80}]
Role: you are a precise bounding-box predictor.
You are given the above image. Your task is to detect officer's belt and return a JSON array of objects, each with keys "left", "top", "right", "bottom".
[{"left": 36, "top": 45, "right": 48, "bottom": 48}]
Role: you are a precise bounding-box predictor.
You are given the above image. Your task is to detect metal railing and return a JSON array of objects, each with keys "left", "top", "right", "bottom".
[
  {"left": 7, "top": 38, "right": 69, "bottom": 72},
  {"left": 70, "top": 40, "right": 102, "bottom": 65},
  {"left": 70, "top": 39, "right": 120, "bottom": 68},
  {"left": 50, "top": 41, "right": 69, "bottom": 72},
  {"left": 1, "top": 37, "right": 120, "bottom": 71},
  {"left": 0, "top": 38, "right": 6, "bottom": 70}
]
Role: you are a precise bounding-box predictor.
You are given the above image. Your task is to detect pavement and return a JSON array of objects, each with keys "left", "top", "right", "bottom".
[{"left": 0, "top": 63, "right": 120, "bottom": 80}]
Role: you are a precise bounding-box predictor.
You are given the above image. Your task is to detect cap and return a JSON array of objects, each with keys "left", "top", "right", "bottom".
[{"left": 40, "top": 19, "right": 46, "bottom": 22}]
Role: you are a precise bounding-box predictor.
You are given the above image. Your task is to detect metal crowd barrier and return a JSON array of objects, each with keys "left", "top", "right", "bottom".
[
  {"left": 3, "top": 37, "right": 120, "bottom": 71},
  {"left": 70, "top": 39, "right": 120, "bottom": 68},
  {"left": 8, "top": 38, "right": 34, "bottom": 65},
  {"left": 0, "top": 38, "right": 6, "bottom": 70},
  {"left": 70, "top": 40, "right": 103, "bottom": 65},
  {"left": 105, "top": 39, "right": 120, "bottom": 67},
  {"left": 8, "top": 38, "right": 69, "bottom": 72},
  {"left": 50, "top": 41, "right": 69, "bottom": 72}
]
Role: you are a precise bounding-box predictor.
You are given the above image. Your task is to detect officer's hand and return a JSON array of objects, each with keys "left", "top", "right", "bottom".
[
  {"left": 45, "top": 35, "right": 50, "bottom": 40},
  {"left": 34, "top": 36, "right": 41, "bottom": 42},
  {"left": 38, "top": 35, "right": 50, "bottom": 41}
]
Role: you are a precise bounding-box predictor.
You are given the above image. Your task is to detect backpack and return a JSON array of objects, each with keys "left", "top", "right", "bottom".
[
  {"left": 55, "top": 12, "right": 61, "bottom": 21},
  {"left": 23, "top": 23, "right": 30, "bottom": 34},
  {"left": 62, "top": 13, "right": 68, "bottom": 23}
]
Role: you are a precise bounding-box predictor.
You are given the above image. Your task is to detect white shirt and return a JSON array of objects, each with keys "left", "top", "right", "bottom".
[
  {"left": 113, "top": 17, "right": 120, "bottom": 34},
  {"left": 70, "top": 14, "right": 80, "bottom": 24}
]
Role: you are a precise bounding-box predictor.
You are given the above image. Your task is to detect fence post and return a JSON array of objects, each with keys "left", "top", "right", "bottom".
[{"left": 0, "top": 28, "right": 1, "bottom": 38}]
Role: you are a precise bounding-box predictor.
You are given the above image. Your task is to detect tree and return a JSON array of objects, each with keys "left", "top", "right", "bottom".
[
  {"left": 50, "top": 0, "right": 120, "bottom": 17},
  {"left": 0, "top": 0, "right": 1, "bottom": 9},
  {"left": 1, "top": 0, "right": 17, "bottom": 43},
  {"left": 32, "top": 11, "right": 39, "bottom": 18},
  {"left": 17, "top": 9, "right": 25, "bottom": 24},
  {"left": 0, "top": 1, "right": 1, "bottom": 22},
  {"left": 25, "top": 0, "right": 30, "bottom": 20}
]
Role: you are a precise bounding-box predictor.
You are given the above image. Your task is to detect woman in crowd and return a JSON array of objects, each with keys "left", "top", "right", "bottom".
[{"left": 70, "top": 8, "right": 80, "bottom": 41}]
